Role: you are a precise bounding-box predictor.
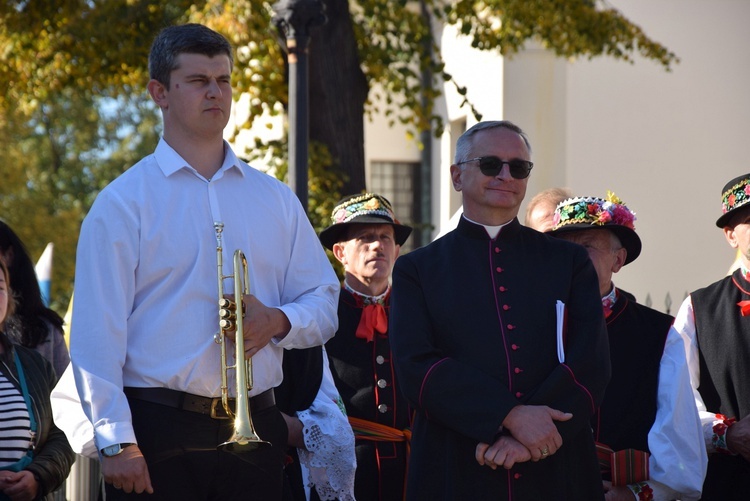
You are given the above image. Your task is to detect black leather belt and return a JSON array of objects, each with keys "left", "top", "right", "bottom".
[{"left": 123, "top": 387, "right": 275, "bottom": 420}]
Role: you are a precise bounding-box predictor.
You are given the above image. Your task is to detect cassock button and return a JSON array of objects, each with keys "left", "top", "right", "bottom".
[
  {"left": 514, "top": 367, "right": 523, "bottom": 374},
  {"left": 377, "top": 378, "right": 387, "bottom": 388},
  {"left": 507, "top": 324, "right": 515, "bottom": 330},
  {"left": 514, "top": 473, "right": 522, "bottom": 480},
  {"left": 516, "top": 392, "right": 523, "bottom": 398},
  {"left": 503, "top": 304, "right": 510, "bottom": 311},
  {"left": 378, "top": 404, "right": 388, "bottom": 413},
  {"left": 511, "top": 344, "right": 519, "bottom": 350},
  {"left": 499, "top": 286, "right": 507, "bottom": 292},
  {"left": 376, "top": 355, "right": 385, "bottom": 365},
  {"left": 494, "top": 247, "right": 501, "bottom": 253},
  {"left": 496, "top": 267, "right": 503, "bottom": 273}
]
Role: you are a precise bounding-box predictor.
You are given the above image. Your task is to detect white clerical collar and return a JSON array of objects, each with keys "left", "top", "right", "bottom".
[{"left": 462, "top": 215, "right": 512, "bottom": 239}]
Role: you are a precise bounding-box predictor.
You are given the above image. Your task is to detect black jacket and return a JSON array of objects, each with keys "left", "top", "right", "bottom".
[
  {"left": 595, "top": 293, "right": 672, "bottom": 455},
  {"left": 390, "top": 218, "right": 611, "bottom": 500},
  {"left": 1, "top": 336, "right": 74, "bottom": 500}
]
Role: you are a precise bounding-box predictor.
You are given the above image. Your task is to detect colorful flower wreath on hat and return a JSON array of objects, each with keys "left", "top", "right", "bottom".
[
  {"left": 721, "top": 178, "right": 750, "bottom": 216},
  {"left": 331, "top": 193, "right": 396, "bottom": 225},
  {"left": 553, "top": 191, "right": 636, "bottom": 230}
]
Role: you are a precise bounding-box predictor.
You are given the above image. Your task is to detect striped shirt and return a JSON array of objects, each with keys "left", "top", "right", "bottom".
[{"left": 0, "top": 369, "right": 32, "bottom": 467}]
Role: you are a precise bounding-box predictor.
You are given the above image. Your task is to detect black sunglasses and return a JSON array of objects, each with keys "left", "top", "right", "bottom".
[{"left": 456, "top": 156, "right": 533, "bottom": 179}]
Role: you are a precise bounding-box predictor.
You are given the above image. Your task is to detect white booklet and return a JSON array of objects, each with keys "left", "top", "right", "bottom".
[{"left": 556, "top": 300, "right": 565, "bottom": 363}]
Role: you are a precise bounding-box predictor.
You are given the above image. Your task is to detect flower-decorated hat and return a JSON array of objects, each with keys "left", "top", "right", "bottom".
[
  {"left": 549, "top": 191, "right": 642, "bottom": 265},
  {"left": 319, "top": 193, "right": 412, "bottom": 250},
  {"left": 716, "top": 173, "right": 750, "bottom": 228}
]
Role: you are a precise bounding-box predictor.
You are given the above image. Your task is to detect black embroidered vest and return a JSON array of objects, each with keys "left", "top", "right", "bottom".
[{"left": 692, "top": 269, "right": 750, "bottom": 419}]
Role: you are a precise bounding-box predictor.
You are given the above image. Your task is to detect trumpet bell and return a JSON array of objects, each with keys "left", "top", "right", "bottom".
[{"left": 218, "top": 433, "right": 271, "bottom": 454}]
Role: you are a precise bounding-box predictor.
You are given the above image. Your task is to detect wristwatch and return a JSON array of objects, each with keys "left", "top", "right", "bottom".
[{"left": 100, "top": 443, "right": 135, "bottom": 457}]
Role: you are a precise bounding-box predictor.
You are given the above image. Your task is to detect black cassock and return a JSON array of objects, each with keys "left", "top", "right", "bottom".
[{"left": 390, "top": 217, "right": 611, "bottom": 500}]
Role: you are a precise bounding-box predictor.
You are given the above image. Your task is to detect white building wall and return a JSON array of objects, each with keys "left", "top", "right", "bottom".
[
  {"left": 504, "top": 47, "right": 568, "bottom": 213},
  {"left": 506, "top": 0, "right": 750, "bottom": 308}
]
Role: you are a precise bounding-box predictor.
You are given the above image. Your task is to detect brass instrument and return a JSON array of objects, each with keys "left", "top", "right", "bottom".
[{"left": 214, "top": 222, "right": 270, "bottom": 453}]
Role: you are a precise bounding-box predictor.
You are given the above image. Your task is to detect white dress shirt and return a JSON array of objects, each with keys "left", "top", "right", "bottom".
[
  {"left": 69, "top": 139, "right": 339, "bottom": 450},
  {"left": 672, "top": 296, "right": 736, "bottom": 452},
  {"left": 642, "top": 324, "right": 707, "bottom": 501}
]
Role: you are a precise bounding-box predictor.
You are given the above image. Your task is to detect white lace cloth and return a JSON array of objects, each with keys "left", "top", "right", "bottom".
[{"left": 296, "top": 352, "right": 356, "bottom": 501}]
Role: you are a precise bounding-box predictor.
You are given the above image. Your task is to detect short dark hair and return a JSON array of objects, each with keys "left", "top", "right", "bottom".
[{"left": 149, "top": 23, "right": 233, "bottom": 89}]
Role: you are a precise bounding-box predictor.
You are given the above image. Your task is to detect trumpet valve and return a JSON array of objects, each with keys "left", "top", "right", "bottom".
[
  {"left": 219, "top": 318, "right": 236, "bottom": 331},
  {"left": 219, "top": 300, "right": 237, "bottom": 331}
]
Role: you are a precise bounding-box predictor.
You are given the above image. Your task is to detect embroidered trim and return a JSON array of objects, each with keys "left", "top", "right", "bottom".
[
  {"left": 331, "top": 194, "right": 396, "bottom": 225},
  {"left": 602, "top": 286, "right": 618, "bottom": 319},
  {"left": 721, "top": 178, "right": 750, "bottom": 216},
  {"left": 712, "top": 414, "right": 736, "bottom": 454},
  {"left": 344, "top": 282, "right": 388, "bottom": 306},
  {"left": 628, "top": 482, "right": 654, "bottom": 501},
  {"left": 742, "top": 263, "right": 750, "bottom": 281},
  {"left": 553, "top": 191, "right": 636, "bottom": 230}
]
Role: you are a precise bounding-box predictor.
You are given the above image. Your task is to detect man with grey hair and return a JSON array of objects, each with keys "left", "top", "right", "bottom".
[
  {"left": 549, "top": 194, "right": 705, "bottom": 501},
  {"left": 390, "top": 120, "right": 611, "bottom": 499}
]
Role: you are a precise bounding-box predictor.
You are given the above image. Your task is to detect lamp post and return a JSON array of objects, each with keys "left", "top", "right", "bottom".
[{"left": 272, "top": 0, "right": 326, "bottom": 211}]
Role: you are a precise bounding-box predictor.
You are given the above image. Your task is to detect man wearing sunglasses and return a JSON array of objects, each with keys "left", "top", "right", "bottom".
[{"left": 390, "top": 120, "right": 611, "bottom": 500}]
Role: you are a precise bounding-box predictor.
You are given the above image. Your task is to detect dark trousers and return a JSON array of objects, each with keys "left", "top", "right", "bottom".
[
  {"left": 700, "top": 454, "right": 750, "bottom": 501},
  {"left": 105, "top": 396, "right": 288, "bottom": 500}
]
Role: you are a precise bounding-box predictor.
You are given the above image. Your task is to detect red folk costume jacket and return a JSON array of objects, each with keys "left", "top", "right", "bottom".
[{"left": 390, "top": 217, "right": 611, "bottom": 500}]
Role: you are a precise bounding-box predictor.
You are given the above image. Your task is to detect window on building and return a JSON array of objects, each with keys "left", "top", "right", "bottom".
[{"left": 370, "top": 161, "right": 422, "bottom": 252}]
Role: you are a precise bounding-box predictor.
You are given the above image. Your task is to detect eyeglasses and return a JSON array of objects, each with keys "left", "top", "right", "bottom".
[{"left": 456, "top": 156, "right": 533, "bottom": 179}]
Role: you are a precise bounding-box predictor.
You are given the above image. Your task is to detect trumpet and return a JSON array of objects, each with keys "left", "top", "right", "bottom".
[{"left": 213, "top": 222, "right": 270, "bottom": 453}]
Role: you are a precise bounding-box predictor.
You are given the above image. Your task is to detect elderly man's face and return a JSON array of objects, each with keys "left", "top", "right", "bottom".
[
  {"left": 333, "top": 224, "right": 400, "bottom": 294},
  {"left": 557, "top": 229, "right": 627, "bottom": 297},
  {"left": 450, "top": 127, "right": 530, "bottom": 224}
]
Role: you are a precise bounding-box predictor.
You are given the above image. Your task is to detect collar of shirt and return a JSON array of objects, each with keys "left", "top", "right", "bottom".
[
  {"left": 344, "top": 281, "right": 389, "bottom": 306},
  {"left": 461, "top": 214, "right": 512, "bottom": 239},
  {"left": 741, "top": 262, "right": 750, "bottom": 282},
  {"left": 601, "top": 284, "right": 618, "bottom": 318},
  {"left": 154, "top": 139, "right": 245, "bottom": 181}
]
